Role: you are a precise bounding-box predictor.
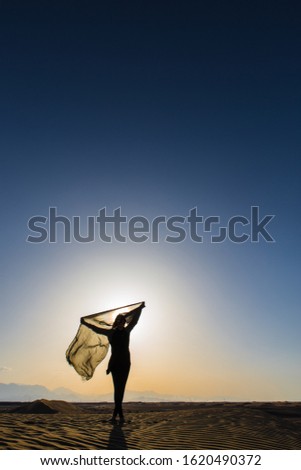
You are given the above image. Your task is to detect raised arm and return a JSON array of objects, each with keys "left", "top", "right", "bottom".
[
  {"left": 125, "top": 302, "right": 145, "bottom": 333},
  {"left": 80, "top": 317, "right": 111, "bottom": 336}
]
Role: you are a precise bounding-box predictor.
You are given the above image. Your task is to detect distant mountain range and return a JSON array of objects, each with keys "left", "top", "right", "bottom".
[{"left": 0, "top": 383, "right": 203, "bottom": 402}]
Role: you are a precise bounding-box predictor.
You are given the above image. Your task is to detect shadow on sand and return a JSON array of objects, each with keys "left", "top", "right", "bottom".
[{"left": 107, "top": 423, "right": 128, "bottom": 449}]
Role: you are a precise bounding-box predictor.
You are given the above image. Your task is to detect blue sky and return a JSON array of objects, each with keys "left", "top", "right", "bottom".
[{"left": 0, "top": 1, "right": 300, "bottom": 400}]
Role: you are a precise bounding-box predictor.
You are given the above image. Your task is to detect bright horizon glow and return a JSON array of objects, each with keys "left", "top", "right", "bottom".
[{"left": 1, "top": 242, "right": 300, "bottom": 401}]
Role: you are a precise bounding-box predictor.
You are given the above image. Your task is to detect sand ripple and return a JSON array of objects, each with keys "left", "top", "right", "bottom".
[{"left": 1, "top": 402, "right": 301, "bottom": 450}]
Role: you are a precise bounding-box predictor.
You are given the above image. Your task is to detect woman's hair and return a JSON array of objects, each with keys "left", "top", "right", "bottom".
[{"left": 113, "top": 314, "right": 126, "bottom": 328}]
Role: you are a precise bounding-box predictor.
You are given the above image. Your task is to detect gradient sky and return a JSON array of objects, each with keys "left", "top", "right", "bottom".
[{"left": 0, "top": 1, "right": 300, "bottom": 401}]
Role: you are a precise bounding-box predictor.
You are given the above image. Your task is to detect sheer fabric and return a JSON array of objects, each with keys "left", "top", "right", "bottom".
[{"left": 66, "top": 302, "right": 144, "bottom": 380}]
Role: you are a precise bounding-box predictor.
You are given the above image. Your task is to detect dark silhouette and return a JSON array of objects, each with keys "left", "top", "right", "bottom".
[{"left": 81, "top": 302, "right": 144, "bottom": 423}]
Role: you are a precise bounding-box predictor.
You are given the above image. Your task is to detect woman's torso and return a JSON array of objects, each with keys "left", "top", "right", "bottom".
[{"left": 109, "top": 328, "right": 131, "bottom": 367}]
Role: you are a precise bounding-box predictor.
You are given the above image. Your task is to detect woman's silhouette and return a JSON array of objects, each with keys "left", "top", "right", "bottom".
[{"left": 80, "top": 302, "right": 144, "bottom": 423}]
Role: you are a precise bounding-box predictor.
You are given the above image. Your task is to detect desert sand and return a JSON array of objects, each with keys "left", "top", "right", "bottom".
[{"left": 0, "top": 400, "right": 301, "bottom": 450}]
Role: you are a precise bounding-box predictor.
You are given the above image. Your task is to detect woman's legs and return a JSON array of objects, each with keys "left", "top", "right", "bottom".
[{"left": 111, "top": 365, "right": 130, "bottom": 420}]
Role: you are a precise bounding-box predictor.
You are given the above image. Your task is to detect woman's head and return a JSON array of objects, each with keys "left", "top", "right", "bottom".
[{"left": 113, "top": 314, "right": 126, "bottom": 330}]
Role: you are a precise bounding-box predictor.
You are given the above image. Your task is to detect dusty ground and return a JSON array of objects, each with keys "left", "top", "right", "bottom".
[{"left": 1, "top": 401, "right": 301, "bottom": 450}]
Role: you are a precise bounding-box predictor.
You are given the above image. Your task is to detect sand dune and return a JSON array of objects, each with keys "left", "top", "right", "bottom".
[
  {"left": 1, "top": 401, "right": 301, "bottom": 450},
  {"left": 10, "top": 399, "right": 79, "bottom": 414}
]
